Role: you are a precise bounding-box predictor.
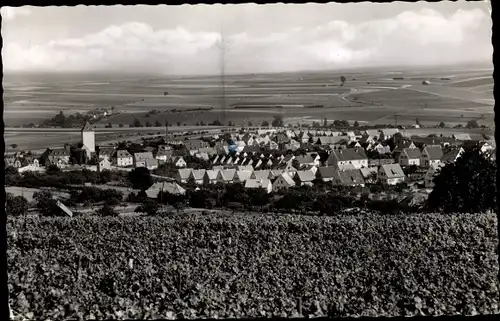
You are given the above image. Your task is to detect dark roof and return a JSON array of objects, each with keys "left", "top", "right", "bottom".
[
  {"left": 294, "top": 155, "right": 314, "bottom": 164},
  {"left": 317, "top": 166, "right": 336, "bottom": 178},
  {"left": 81, "top": 121, "right": 94, "bottom": 132},
  {"left": 441, "top": 148, "right": 462, "bottom": 163},
  {"left": 424, "top": 146, "right": 443, "bottom": 160},
  {"left": 381, "top": 164, "right": 405, "bottom": 178},
  {"left": 330, "top": 148, "right": 367, "bottom": 162},
  {"left": 335, "top": 169, "right": 365, "bottom": 185},
  {"left": 403, "top": 148, "right": 422, "bottom": 159}
]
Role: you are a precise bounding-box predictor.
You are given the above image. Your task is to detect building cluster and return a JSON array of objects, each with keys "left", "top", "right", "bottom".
[{"left": 6, "top": 122, "right": 495, "bottom": 195}]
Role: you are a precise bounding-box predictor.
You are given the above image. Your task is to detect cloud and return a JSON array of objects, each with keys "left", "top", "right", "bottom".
[
  {"left": 2, "top": 8, "right": 491, "bottom": 75},
  {"left": 1, "top": 7, "right": 31, "bottom": 21}
]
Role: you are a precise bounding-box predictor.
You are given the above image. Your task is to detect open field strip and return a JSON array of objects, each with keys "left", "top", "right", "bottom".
[{"left": 7, "top": 212, "right": 499, "bottom": 319}]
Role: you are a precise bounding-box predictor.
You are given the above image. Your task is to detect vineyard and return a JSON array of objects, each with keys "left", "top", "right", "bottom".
[{"left": 7, "top": 212, "right": 499, "bottom": 319}]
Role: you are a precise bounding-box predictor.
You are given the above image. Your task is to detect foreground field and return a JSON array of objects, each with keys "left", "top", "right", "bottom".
[{"left": 7, "top": 212, "right": 499, "bottom": 319}]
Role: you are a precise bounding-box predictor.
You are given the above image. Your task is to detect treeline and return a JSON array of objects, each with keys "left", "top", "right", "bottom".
[{"left": 38, "top": 111, "right": 92, "bottom": 128}]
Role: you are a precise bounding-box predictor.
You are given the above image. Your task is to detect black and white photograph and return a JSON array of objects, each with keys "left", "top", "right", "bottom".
[{"left": 3, "top": 1, "right": 498, "bottom": 319}]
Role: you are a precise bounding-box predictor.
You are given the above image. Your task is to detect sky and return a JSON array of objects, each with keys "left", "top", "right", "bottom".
[{"left": 1, "top": 2, "right": 493, "bottom": 76}]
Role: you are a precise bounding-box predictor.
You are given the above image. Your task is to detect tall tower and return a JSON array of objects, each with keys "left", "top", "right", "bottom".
[{"left": 81, "top": 120, "right": 95, "bottom": 159}]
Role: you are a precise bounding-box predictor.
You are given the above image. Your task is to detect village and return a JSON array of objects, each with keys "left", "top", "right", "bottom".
[{"left": 5, "top": 119, "right": 496, "bottom": 210}]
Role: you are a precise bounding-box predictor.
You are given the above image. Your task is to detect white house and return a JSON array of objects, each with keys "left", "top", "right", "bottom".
[
  {"left": 133, "top": 152, "right": 155, "bottom": 168},
  {"left": 176, "top": 168, "right": 193, "bottom": 183},
  {"left": 421, "top": 146, "right": 444, "bottom": 167},
  {"left": 327, "top": 148, "right": 368, "bottom": 169},
  {"left": 399, "top": 148, "right": 422, "bottom": 166},
  {"left": 114, "top": 150, "right": 133, "bottom": 167},
  {"left": 272, "top": 172, "right": 296, "bottom": 192},
  {"left": 245, "top": 179, "right": 272, "bottom": 194},
  {"left": 378, "top": 164, "right": 405, "bottom": 186},
  {"left": 295, "top": 170, "right": 315, "bottom": 186},
  {"left": 171, "top": 156, "right": 187, "bottom": 168},
  {"left": 97, "top": 158, "right": 111, "bottom": 172},
  {"left": 333, "top": 169, "right": 365, "bottom": 187},
  {"left": 217, "top": 169, "right": 236, "bottom": 184},
  {"left": 233, "top": 170, "right": 253, "bottom": 184},
  {"left": 203, "top": 170, "right": 219, "bottom": 186},
  {"left": 189, "top": 169, "right": 207, "bottom": 185}
]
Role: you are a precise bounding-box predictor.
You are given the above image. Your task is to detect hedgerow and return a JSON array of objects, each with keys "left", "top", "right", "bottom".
[{"left": 7, "top": 212, "right": 499, "bottom": 319}]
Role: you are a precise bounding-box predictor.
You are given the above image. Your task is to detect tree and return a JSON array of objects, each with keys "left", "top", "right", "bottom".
[
  {"left": 128, "top": 167, "right": 154, "bottom": 191},
  {"left": 271, "top": 115, "right": 284, "bottom": 127},
  {"left": 6, "top": 193, "right": 29, "bottom": 217},
  {"left": 164, "top": 91, "right": 168, "bottom": 96},
  {"left": 177, "top": 121, "right": 181, "bottom": 126},
  {"left": 353, "top": 121, "right": 359, "bottom": 128},
  {"left": 33, "top": 190, "right": 62, "bottom": 216},
  {"left": 415, "top": 118, "right": 420, "bottom": 126},
  {"left": 133, "top": 118, "right": 143, "bottom": 127},
  {"left": 155, "top": 120, "right": 162, "bottom": 127},
  {"left": 323, "top": 117, "right": 328, "bottom": 127},
  {"left": 427, "top": 146, "right": 496, "bottom": 213},
  {"left": 340, "top": 76, "right": 346, "bottom": 86},
  {"left": 261, "top": 120, "right": 270, "bottom": 127},
  {"left": 439, "top": 121, "right": 446, "bottom": 128},
  {"left": 96, "top": 203, "right": 119, "bottom": 217},
  {"left": 5, "top": 166, "right": 21, "bottom": 186},
  {"left": 465, "top": 120, "right": 479, "bottom": 129},
  {"left": 119, "top": 123, "right": 124, "bottom": 128},
  {"left": 248, "top": 121, "right": 253, "bottom": 127},
  {"left": 135, "top": 198, "right": 159, "bottom": 216},
  {"left": 145, "top": 121, "right": 152, "bottom": 127},
  {"left": 10, "top": 144, "right": 18, "bottom": 150}
]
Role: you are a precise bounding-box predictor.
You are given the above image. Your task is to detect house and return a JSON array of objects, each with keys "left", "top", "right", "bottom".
[
  {"left": 399, "top": 148, "right": 422, "bottom": 166},
  {"left": 171, "top": 156, "right": 187, "bottom": 168},
  {"left": 97, "top": 158, "right": 111, "bottom": 172},
  {"left": 189, "top": 169, "right": 207, "bottom": 185},
  {"left": 146, "top": 182, "right": 186, "bottom": 198},
  {"left": 453, "top": 134, "right": 472, "bottom": 141},
  {"left": 233, "top": 170, "right": 253, "bottom": 184},
  {"left": 195, "top": 152, "right": 210, "bottom": 161},
  {"left": 272, "top": 172, "right": 295, "bottom": 192},
  {"left": 203, "top": 170, "right": 219, "bottom": 186},
  {"left": 245, "top": 179, "right": 272, "bottom": 194},
  {"left": 315, "top": 166, "right": 336, "bottom": 182},
  {"left": 380, "top": 128, "right": 399, "bottom": 141},
  {"left": 237, "top": 165, "right": 254, "bottom": 171},
  {"left": 184, "top": 139, "right": 210, "bottom": 151},
  {"left": 441, "top": 147, "right": 464, "bottom": 163},
  {"left": 425, "top": 163, "right": 445, "bottom": 188},
  {"left": 267, "top": 141, "right": 279, "bottom": 150},
  {"left": 294, "top": 154, "right": 315, "bottom": 166},
  {"left": 374, "top": 143, "right": 391, "bottom": 155},
  {"left": 421, "top": 146, "right": 444, "bottom": 167},
  {"left": 364, "top": 129, "right": 380, "bottom": 137},
  {"left": 333, "top": 169, "right": 365, "bottom": 187},
  {"left": 285, "top": 139, "right": 301, "bottom": 151},
  {"left": 176, "top": 168, "right": 193, "bottom": 183},
  {"left": 316, "top": 136, "right": 347, "bottom": 146},
  {"left": 155, "top": 149, "right": 173, "bottom": 162},
  {"left": 326, "top": 148, "right": 368, "bottom": 169},
  {"left": 98, "top": 147, "right": 115, "bottom": 161},
  {"left": 393, "top": 139, "right": 417, "bottom": 153},
  {"left": 133, "top": 152, "right": 155, "bottom": 168},
  {"left": 48, "top": 148, "right": 71, "bottom": 168},
  {"left": 251, "top": 170, "right": 272, "bottom": 180},
  {"left": 217, "top": 169, "right": 236, "bottom": 184},
  {"left": 378, "top": 164, "right": 405, "bottom": 186},
  {"left": 360, "top": 167, "right": 378, "bottom": 184},
  {"left": 295, "top": 170, "right": 315, "bottom": 186},
  {"left": 198, "top": 147, "right": 217, "bottom": 156},
  {"left": 114, "top": 150, "right": 133, "bottom": 167}
]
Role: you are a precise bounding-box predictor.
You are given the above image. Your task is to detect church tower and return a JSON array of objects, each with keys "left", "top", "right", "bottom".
[{"left": 81, "top": 121, "right": 95, "bottom": 160}]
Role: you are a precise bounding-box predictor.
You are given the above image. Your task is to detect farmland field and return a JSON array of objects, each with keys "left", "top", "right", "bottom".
[
  {"left": 3, "top": 66, "right": 494, "bottom": 146},
  {"left": 7, "top": 212, "right": 499, "bottom": 319}
]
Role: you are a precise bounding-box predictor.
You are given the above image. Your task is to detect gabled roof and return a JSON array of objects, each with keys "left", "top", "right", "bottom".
[
  {"left": 134, "top": 152, "right": 154, "bottom": 161},
  {"left": 275, "top": 172, "right": 295, "bottom": 186},
  {"left": 219, "top": 169, "right": 236, "bottom": 181},
  {"left": 98, "top": 147, "right": 115, "bottom": 156},
  {"left": 178, "top": 168, "right": 193, "bottom": 179},
  {"left": 424, "top": 146, "right": 443, "bottom": 160},
  {"left": 335, "top": 169, "right": 365, "bottom": 185},
  {"left": 296, "top": 170, "right": 315, "bottom": 182},
  {"left": 146, "top": 182, "right": 186, "bottom": 198},
  {"left": 245, "top": 178, "right": 271, "bottom": 188},
  {"left": 116, "top": 149, "right": 132, "bottom": 158},
  {"left": 51, "top": 148, "right": 70, "bottom": 156},
  {"left": 403, "top": 148, "right": 422, "bottom": 159},
  {"left": 441, "top": 148, "right": 463, "bottom": 163},
  {"left": 204, "top": 170, "right": 219, "bottom": 180},
  {"left": 81, "top": 121, "right": 94, "bottom": 132},
  {"left": 190, "top": 169, "right": 206, "bottom": 180},
  {"left": 252, "top": 170, "right": 271, "bottom": 180},
  {"left": 317, "top": 166, "right": 336, "bottom": 178},
  {"left": 380, "top": 128, "right": 399, "bottom": 136},
  {"left": 380, "top": 164, "right": 405, "bottom": 179},
  {"left": 330, "top": 148, "right": 367, "bottom": 162},
  {"left": 294, "top": 154, "right": 314, "bottom": 164},
  {"left": 453, "top": 134, "right": 472, "bottom": 141},
  {"left": 365, "top": 129, "right": 380, "bottom": 137},
  {"left": 360, "top": 167, "right": 378, "bottom": 178},
  {"left": 234, "top": 170, "right": 253, "bottom": 182}
]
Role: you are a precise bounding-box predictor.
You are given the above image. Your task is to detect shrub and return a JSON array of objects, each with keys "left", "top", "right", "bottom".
[
  {"left": 6, "top": 193, "right": 29, "bottom": 217},
  {"left": 96, "top": 204, "right": 119, "bottom": 217},
  {"left": 135, "top": 199, "right": 159, "bottom": 216},
  {"left": 33, "top": 191, "right": 63, "bottom": 217}
]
